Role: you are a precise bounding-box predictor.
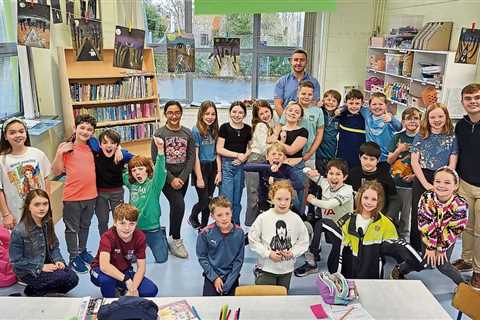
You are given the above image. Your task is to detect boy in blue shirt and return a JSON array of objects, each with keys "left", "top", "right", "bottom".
[
  {"left": 316, "top": 89, "right": 341, "bottom": 175},
  {"left": 196, "top": 197, "right": 244, "bottom": 296},
  {"left": 361, "top": 92, "right": 402, "bottom": 162}
]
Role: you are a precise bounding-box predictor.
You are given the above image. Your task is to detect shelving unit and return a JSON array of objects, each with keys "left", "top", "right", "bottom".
[
  {"left": 57, "top": 48, "right": 161, "bottom": 157},
  {"left": 365, "top": 46, "right": 478, "bottom": 118}
]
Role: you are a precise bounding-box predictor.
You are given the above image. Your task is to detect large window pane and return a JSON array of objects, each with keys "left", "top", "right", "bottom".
[
  {"left": 193, "top": 14, "right": 253, "bottom": 49},
  {"left": 0, "top": 56, "right": 21, "bottom": 120},
  {"left": 260, "top": 13, "right": 304, "bottom": 47},
  {"left": 258, "top": 55, "right": 290, "bottom": 99},
  {"left": 154, "top": 53, "right": 186, "bottom": 100},
  {"left": 145, "top": 0, "right": 185, "bottom": 44},
  {"left": 193, "top": 52, "right": 252, "bottom": 103}
]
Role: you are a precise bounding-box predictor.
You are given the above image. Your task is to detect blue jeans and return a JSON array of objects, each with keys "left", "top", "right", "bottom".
[
  {"left": 220, "top": 158, "right": 245, "bottom": 225},
  {"left": 292, "top": 161, "right": 306, "bottom": 217},
  {"left": 90, "top": 267, "right": 158, "bottom": 298},
  {"left": 144, "top": 227, "right": 168, "bottom": 263}
]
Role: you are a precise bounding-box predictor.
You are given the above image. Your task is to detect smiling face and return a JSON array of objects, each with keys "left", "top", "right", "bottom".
[
  {"left": 165, "top": 104, "right": 183, "bottom": 128},
  {"left": 212, "top": 206, "right": 233, "bottom": 232},
  {"left": 369, "top": 96, "right": 387, "bottom": 117},
  {"left": 403, "top": 113, "right": 421, "bottom": 133},
  {"left": 230, "top": 105, "right": 246, "bottom": 125},
  {"left": 272, "top": 188, "right": 292, "bottom": 214},
  {"left": 428, "top": 107, "right": 447, "bottom": 133},
  {"left": 131, "top": 166, "right": 148, "bottom": 184},
  {"left": 258, "top": 106, "right": 272, "bottom": 123},
  {"left": 462, "top": 90, "right": 480, "bottom": 116},
  {"left": 29, "top": 195, "right": 49, "bottom": 225},
  {"left": 360, "top": 154, "right": 378, "bottom": 173},
  {"left": 433, "top": 170, "right": 457, "bottom": 201},
  {"left": 5, "top": 121, "right": 27, "bottom": 150},
  {"left": 323, "top": 94, "right": 339, "bottom": 112},
  {"left": 291, "top": 52, "right": 307, "bottom": 74},
  {"left": 284, "top": 103, "right": 302, "bottom": 124},
  {"left": 114, "top": 218, "right": 137, "bottom": 242},
  {"left": 326, "top": 166, "right": 347, "bottom": 190},
  {"left": 74, "top": 122, "right": 95, "bottom": 143},
  {"left": 100, "top": 135, "right": 118, "bottom": 158},
  {"left": 298, "top": 86, "right": 314, "bottom": 107},
  {"left": 360, "top": 188, "right": 378, "bottom": 217},
  {"left": 346, "top": 98, "right": 363, "bottom": 114},
  {"left": 202, "top": 106, "right": 217, "bottom": 126}
]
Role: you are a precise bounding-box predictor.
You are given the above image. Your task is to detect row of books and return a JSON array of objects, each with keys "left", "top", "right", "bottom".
[
  {"left": 94, "top": 122, "right": 158, "bottom": 142},
  {"left": 70, "top": 76, "right": 154, "bottom": 102},
  {"left": 73, "top": 103, "right": 156, "bottom": 122}
]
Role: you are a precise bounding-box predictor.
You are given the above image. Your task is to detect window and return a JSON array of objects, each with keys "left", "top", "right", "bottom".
[
  {"left": 0, "top": 1, "right": 22, "bottom": 121},
  {"left": 145, "top": 0, "right": 307, "bottom": 104}
]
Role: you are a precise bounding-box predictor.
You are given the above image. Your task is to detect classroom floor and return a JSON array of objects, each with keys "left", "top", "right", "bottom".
[{"left": 1, "top": 186, "right": 471, "bottom": 319}]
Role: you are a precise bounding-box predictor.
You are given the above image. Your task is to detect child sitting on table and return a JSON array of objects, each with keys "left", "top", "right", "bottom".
[
  {"left": 90, "top": 203, "right": 158, "bottom": 298},
  {"left": 249, "top": 180, "right": 309, "bottom": 291},
  {"left": 196, "top": 196, "right": 244, "bottom": 296}
]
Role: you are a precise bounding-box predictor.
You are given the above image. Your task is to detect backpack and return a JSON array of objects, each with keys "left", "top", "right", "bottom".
[
  {"left": 0, "top": 226, "right": 16, "bottom": 288},
  {"left": 97, "top": 296, "right": 158, "bottom": 320},
  {"left": 315, "top": 272, "right": 356, "bottom": 305}
]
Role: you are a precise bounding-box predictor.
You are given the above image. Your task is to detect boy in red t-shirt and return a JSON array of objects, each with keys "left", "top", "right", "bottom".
[{"left": 89, "top": 203, "right": 158, "bottom": 298}]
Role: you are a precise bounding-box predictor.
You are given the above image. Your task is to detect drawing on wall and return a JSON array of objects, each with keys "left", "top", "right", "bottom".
[
  {"left": 66, "top": 0, "right": 74, "bottom": 25},
  {"left": 114, "top": 26, "right": 146, "bottom": 70},
  {"left": 51, "top": 0, "right": 62, "bottom": 24},
  {"left": 455, "top": 27, "right": 480, "bottom": 64},
  {"left": 210, "top": 37, "right": 240, "bottom": 77},
  {"left": 70, "top": 18, "right": 103, "bottom": 61},
  {"left": 166, "top": 32, "right": 195, "bottom": 73},
  {"left": 17, "top": 1, "right": 51, "bottom": 49}
]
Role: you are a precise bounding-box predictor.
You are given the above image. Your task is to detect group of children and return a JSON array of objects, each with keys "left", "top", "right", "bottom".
[{"left": 0, "top": 81, "right": 478, "bottom": 298}]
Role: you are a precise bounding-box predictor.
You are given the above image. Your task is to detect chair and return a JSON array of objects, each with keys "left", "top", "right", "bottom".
[
  {"left": 452, "top": 282, "right": 480, "bottom": 320},
  {"left": 234, "top": 285, "right": 287, "bottom": 296}
]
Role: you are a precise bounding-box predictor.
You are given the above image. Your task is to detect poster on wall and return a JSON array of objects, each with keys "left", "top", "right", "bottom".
[
  {"left": 70, "top": 19, "right": 103, "bottom": 61},
  {"left": 17, "top": 1, "right": 51, "bottom": 49},
  {"left": 113, "top": 26, "right": 146, "bottom": 70},
  {"left": 166, "top": 32, "right": 195, "bottom": 73},
  {"left": 210, "top": 37, "right": 240, "bottom": 77},
  {"left": 455, "top": 27, "right": 480, "bottom": 64},
  {"left": 51, "top": 0, "right": 63, "bottom": 24}
]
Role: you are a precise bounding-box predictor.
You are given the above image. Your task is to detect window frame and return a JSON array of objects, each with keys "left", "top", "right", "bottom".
[{"left": 146, "top": 0, "right": 312, "bottom": 105}]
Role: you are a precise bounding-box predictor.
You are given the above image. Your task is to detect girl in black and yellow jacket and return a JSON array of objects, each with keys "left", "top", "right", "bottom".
[{"left": 338, "top": 181, "right": 423, "bottom": 279}]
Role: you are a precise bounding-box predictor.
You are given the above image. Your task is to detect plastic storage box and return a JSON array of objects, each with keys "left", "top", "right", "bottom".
[{"left": 385, "top": 53, "right": 403, "bottom": 75}]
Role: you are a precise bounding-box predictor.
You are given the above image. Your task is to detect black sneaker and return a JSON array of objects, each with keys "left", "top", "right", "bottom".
[
  {"left": 244, "top": 233, "right": 249, "bottom": 246},
  {"left": 294, "top": 262, "right": 318, "bottom": 277},
  {"left": 188, "top": 215, "right": 201, "bottom": 229},
  {"left": 390, "top": 265, "right": 406, "bottom": 280}
]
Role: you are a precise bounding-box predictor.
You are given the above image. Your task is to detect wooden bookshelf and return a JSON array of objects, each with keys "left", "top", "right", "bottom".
[{"left": 57, "top": 48, "right": 161, "bottom": 157}]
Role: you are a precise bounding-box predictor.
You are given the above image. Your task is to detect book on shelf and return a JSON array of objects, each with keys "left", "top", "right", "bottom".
[
  {"left": 70, "top": 75, "right": 154, "bottom": 102},
  {"left": 95, "top": 122, "right": 157, "bottom": 142},
  {"left": 73, "top": 103, "right": 156, "bottom": 122}
]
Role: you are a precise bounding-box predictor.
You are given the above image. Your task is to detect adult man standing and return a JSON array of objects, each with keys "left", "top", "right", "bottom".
[
  {"left": 453, "top": 83, "right": 480, "bottom": 289},
  {"left": 273, "top": 49, "right": 320, "bottom": 117}
]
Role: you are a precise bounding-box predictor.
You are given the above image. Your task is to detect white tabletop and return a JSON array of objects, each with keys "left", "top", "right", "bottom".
[{"left": 0, "top": 280, "right": 451, "bottom": 320}]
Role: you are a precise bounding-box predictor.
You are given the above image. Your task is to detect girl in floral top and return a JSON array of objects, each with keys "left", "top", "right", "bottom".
[{"left": 392, "top": 167, "right": 467, "bottom": 285}]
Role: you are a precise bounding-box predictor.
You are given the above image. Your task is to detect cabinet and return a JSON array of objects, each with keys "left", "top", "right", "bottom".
[
  {"left": 365, "top": 47, "right": 477, "bottom": 118},
  {"left": 57, "top": 48, "right": 161, "bottom": 156}
]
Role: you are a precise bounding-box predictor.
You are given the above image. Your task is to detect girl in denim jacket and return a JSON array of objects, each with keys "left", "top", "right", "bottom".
[{"left": 9, "top": 189, "right": 78, "bottom": 296}]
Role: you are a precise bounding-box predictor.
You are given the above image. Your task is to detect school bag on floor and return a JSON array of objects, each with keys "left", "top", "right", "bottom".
[{"left": 0, "top": 226, "right": 17, "bottom": 288}]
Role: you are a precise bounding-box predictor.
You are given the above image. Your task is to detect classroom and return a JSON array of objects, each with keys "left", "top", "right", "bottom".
[{"left": 0, "top": 0, "right": 480, "bottom": 319}]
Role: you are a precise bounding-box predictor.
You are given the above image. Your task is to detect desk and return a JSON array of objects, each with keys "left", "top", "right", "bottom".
[{"left": 0, "top": 280, "right": 451, "bottom": 320}]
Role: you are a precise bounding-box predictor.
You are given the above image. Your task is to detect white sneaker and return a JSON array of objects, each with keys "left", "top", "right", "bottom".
[{"left": 168, "top": 237, "right": 188, "bottom": 258}]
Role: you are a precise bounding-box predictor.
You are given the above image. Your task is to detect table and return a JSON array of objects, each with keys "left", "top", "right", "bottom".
[{"left": 0, "top": 280, "right": 451, "bottom": 320}]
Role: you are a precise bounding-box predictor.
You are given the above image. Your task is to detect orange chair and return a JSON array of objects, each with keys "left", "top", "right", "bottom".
[
  {"left": 234, "top": 285, "right": 287, "bottom": 296},
  {"left": 452, "top": 282, "right": 480, "bottom": 320}
]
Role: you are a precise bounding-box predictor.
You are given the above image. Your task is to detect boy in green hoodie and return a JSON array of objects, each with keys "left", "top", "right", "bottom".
[{"left": 123, "top": 137, "right": 167, "bottom": 263}]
